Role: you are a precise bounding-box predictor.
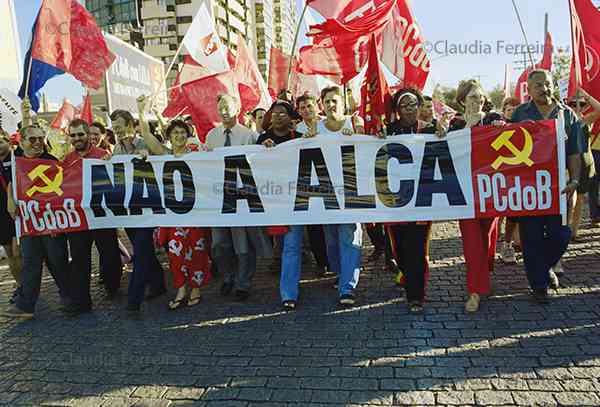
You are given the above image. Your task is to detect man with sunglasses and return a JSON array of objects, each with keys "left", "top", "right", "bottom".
[
  {"left": 3, "top": 110, "right": 70, "bottom": 318},
  {"left": 60, "top": 119, "right": 123, "bottom": 314}
]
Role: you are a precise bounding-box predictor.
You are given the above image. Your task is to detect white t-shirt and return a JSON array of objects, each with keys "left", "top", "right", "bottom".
[{"left": 316, "top": 117, "right": 354, "bottom": 136}]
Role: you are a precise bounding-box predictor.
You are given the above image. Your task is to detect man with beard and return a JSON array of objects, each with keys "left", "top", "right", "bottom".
[
  {"left": 61, "top": 119, "right": 123, "bottom": 314},
  {"left": 511, "top": 69, "right": 584, "bottom": 304}
]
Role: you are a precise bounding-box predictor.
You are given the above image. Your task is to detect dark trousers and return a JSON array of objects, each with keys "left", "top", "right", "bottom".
[
  {"left": 519, "top": 215, "right": 571, "bottom": 290},
  {"left": 389, "top": 223, "right": 430, "bottom": 303},
  {"left": 17, "top": 234, "right": 69, "bottom": 312},
  {"left": 366, "top": 224, "right": 386, "bottom": 252},
  {"left": 306, "top": 225, "right": 328, "bottom": 268},
  {"left": 125, "top": 228, "right": 165, "bottom": 307},
  {"left": 67, "top": 229, "right": 122, "bottom": 308},
  {"left": 588, "top": 150, "right": 600, "bottom": 219}
]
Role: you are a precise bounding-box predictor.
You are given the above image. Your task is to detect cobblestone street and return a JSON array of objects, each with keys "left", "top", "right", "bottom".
[{"left": 1, "top": 219, "right": 599, "bottom": 406}]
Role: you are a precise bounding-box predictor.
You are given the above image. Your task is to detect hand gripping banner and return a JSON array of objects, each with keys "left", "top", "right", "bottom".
[{"left": 13, "top": 120, "right": 566, "bottom": 237}]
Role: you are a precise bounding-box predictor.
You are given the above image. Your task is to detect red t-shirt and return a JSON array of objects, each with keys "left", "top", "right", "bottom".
[{"left": 62, "top": 146, "right": 110, "bottom": 167}]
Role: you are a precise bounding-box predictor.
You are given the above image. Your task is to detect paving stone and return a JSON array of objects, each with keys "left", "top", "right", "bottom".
[
  {"left": 435, "top": 391, "right": 475, "bottom": 405},
  {"left": 475, "top": 390, "right": 514, "bottom": 405},
  {"left": 511, "top": 391, "right": 557, "bottom": 406},
  {"left": 553, "top": 392, "right": 600, "bottom": 406},
  {"left": 393, "top": 391, "right": 436, "bottom": 405}
]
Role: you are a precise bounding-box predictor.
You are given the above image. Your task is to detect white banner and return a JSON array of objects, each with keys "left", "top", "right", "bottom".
[{"left": 82, "top": 132, "right": 474, "bottom": 229}]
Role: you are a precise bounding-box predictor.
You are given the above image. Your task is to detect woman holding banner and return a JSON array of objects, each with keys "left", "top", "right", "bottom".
[
  {"left": 444, "top": 80, "right": 505, "bottom": 313},
  {"left": 382, "top": 88, "right": 437, "bottom": 313},
  {"left": 136, "top": 95, "right": 212, "bottom": 310}
]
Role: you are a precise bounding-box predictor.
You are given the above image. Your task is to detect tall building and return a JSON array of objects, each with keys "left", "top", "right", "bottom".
[
  {"left": 140, "top": 0, "right": 254, "bottom": 86},
  {"left": 86, "top": 0, "right": 144, "bottom": 48},
  {"left": 273, "top": 0, "right": 296, "bottom": 55},
  {"left": 253, "top": 0, "right": 274, "bottom": 79}
]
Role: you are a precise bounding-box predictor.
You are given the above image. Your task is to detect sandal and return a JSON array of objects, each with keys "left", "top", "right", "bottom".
[
  {"left": 187, "top": 293, "right": 202, "bottom": 307},
  {"left": 408, "top": 302, "right": 424, "bottom": 313},
  {"left": 282, "top": 300, "right": 296, "bottom": 311},
  {"left": 168, "top": 297, "right": 186, "bottom": 310}
]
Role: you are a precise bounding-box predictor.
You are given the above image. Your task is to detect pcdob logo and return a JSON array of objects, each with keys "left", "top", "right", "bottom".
[
  {"left": 26, "top": 164, "right": 64, "bottom": 197},
  {"left": 490, "top": 127, "right": 534, "bottom": 170}
]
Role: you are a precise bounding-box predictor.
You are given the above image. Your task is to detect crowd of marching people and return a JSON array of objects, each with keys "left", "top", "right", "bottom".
[{"left": 2, "top": 68, "right": 600, "bottom": 319}]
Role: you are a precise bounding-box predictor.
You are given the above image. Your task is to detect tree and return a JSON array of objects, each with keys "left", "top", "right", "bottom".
[{"left": 488, "top": 84, "right": 506, "bottom": 110}]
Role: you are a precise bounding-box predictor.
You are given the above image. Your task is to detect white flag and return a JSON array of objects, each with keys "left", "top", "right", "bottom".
[
  {"left": 0, "top": 88, "right": 22, "bottom": 133},
  {"left": 182, "top": 1, "right": 230, "bottom": 75}
]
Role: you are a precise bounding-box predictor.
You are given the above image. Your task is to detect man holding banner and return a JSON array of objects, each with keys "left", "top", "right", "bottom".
[{"left": 511, "top": 69, "right": 584, "bottom": 304}]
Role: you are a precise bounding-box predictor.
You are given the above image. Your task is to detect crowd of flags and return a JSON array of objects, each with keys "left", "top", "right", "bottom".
[{"left": 9, "top": 0, "right": 600, "bottom": 139}]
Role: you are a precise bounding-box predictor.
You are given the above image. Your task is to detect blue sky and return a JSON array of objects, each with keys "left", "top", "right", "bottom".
[{"left": 13, "top": 0, "right": 599, "bottom": 106}]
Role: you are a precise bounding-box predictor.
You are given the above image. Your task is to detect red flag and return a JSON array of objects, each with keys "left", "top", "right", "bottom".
[
  {"left": 379, "top": 0, "right": 430, "bottom": 89},
  {"left": 307, "top": 0, "right": 386, "bottom": 22},
  {"left": 359, "top": 35, "right": 390, "bottom": 135},
  {"left": 268, "top": 47, "right": 293, "bottom": 99},
  {"left": 233, "top": 36, "right": 272, "bottom": 111},
  {"left": 79, "top": 93, "right": 93, "bottom": 124},
  {"left": 568, "top": 0, "right": 600, "bottom": 100},
  {"left": 181, "top": 72, "right": 238, "bottom": 142},
  {"left": 299, "top": 0, "right": 429, "bottom": 89},
  {"left": 514, "top": 32, "right": 553, "bottom": 103},
  {"left": 50, "top": 99, "right": 77, "bottom": 130},
  {"left": 31, "top": 0, "right": 115, "bottom": 89}
]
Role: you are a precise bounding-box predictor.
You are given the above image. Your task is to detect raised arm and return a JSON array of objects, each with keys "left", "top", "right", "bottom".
[
  {"left": 578, "top": 87, "right": 600, "bottom": 126},
  {"left": 137, "top": 95, "right": 168, "bottom": 155}
]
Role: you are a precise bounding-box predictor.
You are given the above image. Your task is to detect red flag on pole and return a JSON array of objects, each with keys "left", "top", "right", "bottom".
[
  {"left": 514, "top": 32, "right": 553, "bottom": 103},
  {"left": 268, "top": 47, "right": 293, "bottom": 99},
  {"left": 568, "top": 0, "right": 600, "bottom": 100},
  {"left": 359, "top": 35, "right": 390, "bottom": 135},
  {"left": 299, "top": 0, "right": 429, "bottom": 89},
  {"left": 31, "top": 0, "right": 115, "bottom": 89},
  {"left": 79, "top": 93, "right": 93, "bottom": 124},
  {"left": 233, "top": 36, "right": 273, "bottom": 111},
  {"left": 307, "top": 0, "right": 386, "bottom": 22},
  {"left": 50, "top": 99, "right": 77, "bottom": 130}
]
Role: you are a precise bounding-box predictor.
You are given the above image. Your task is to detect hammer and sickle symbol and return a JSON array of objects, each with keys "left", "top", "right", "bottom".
[
  {"left": 25, "top": 165, "right": 64, "bottom": 197},
  {"left": 491, "top": 128, "right": 534, "bottom": 170}
]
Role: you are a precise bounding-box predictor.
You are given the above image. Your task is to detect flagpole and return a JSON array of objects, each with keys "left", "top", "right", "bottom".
[
  {"left": 510, "top": 0, "right": 536, "bottom": 67},
  {"left": 287, "top": 1, "right": 310, "bottom": 88},
  {"left": 24, "top": 54, "right": 33, "bottom": 100},
  {"left": 152, "top": 40, "right": 187, "bottom": 103}
]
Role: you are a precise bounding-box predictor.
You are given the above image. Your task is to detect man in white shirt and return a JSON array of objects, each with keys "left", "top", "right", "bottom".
[
  {"left": 205, "top": 94, "right": 272, "bottom": 301},
  {"left": 205, "top": 94, "right": 257, "bottom": 149}
]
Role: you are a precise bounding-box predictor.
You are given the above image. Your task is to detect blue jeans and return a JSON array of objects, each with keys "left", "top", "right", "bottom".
[
  {"left": 125, "top": 228, "right": 165, "bottom": 307},
  {"left": 519, "top": 216, "right": 570, "bottom": 290},
  {"left": 280, "top": 225, "right": 304, "bottom": 302},
  {"left": 324, "top": 224, "right": 362, "bottom": 296},
  {"left": 17, "top": 234, "right": 69, "bottom": 313}
]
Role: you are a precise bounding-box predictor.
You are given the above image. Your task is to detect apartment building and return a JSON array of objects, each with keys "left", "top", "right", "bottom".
[{"left": 85, "top": 0, "right": 144, "bottom": 48}]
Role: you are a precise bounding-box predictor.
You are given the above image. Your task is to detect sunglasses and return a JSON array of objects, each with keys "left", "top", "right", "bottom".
[
  {"left": 568, "top": 101, "right": 588, "bottom": 108},
  {"left": 69, "top": 132, "right": 87, "bottom": 138},
  {"left": 25, "top": 136, "right": 45, "bottom": 144}
]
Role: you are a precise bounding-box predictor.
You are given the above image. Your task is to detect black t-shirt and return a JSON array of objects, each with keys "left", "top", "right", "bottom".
[
  {"left": 449, "top": 112, "right": 503, "bottom": 131},
  {"left": 0, "top": 154, "right": 11, "bottom": 214},
  {"left": 256, "top": 129, "right": 303, "bottom": 145},
  {"left": 386, "top": 120, "right": 437, "bottom": 135}
]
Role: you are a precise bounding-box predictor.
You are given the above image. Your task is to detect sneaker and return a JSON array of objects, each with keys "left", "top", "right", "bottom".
[
  {"left": 531, "top": 289, "right": 550, "bottom": 304},
  {"left": 465, "top": 293, "right": 480, "bottom": 312},
  {"left": 62, "top": 304, "right": 92, "bottom": 315},
  {"left": 220, "top": 282, "right": 234, "bottom": 296},
  {"left": 2, "top": 305, "right": 34, "bottom": 318},
  {"left": 549, "top": 269, "right": 560, "bottom": 289},
  {"left": 282, "top": 300, "right": 297, "bottom": 311},
  {"left": 339, "top": 293, "right": 356, "bottom": 306},
  {"left": 234, "top": 290, "right": 249, "bottom": 302},
  {"left": 500, "top": 242, "right": 517, "bottom": 263},
  {"left": 552, "top": 260, "right": 565, "bottom": 276}
]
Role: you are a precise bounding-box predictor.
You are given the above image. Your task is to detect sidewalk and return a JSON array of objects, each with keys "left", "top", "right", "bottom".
[{"left": 0, "top": 220, "right": 599, "bottom": 406}]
